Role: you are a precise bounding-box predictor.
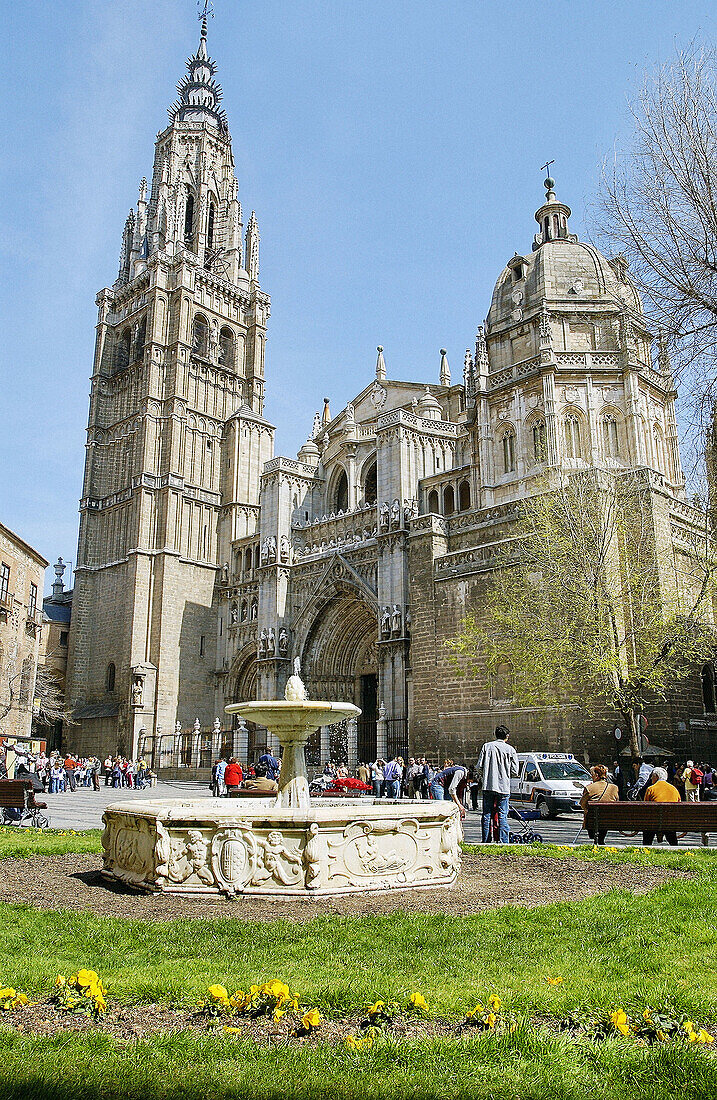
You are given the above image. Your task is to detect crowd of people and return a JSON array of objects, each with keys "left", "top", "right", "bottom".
[{"left": 6, "top": 748, "right": 157, "bottom": 793}]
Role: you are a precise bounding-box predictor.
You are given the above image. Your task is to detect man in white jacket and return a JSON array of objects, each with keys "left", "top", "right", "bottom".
[{"left": 476, "top": 726, "right": 519, "bottom": 844}]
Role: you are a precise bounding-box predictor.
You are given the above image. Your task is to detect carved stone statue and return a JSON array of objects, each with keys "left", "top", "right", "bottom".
[
  {"left": 279, "top": 534, "right": 290, "bottom": 563},
  {"left": 260, "top": 539, "right": 269, "bottom": 566},
  {"left": 379, "top": 502, "right": 390, "bottom": 530},
  {"left": 267, "top": 536, "right": 277, "bottom": 563},
  {"left": 278, "top": 628, "right": 288, "bottom": 657},
  {"left": 251, "top": 829, "right": 302, "bottom": 886},
  {"left": 304, "top": 822, "right": 322, "bottom": 889},
  {"left": 380, "top": 606, "right": 391, "bottom": 637},
  {"left": 231, "top": 604, "right": 239, "bottom": 624},
  {"left": 259, "top": 629, "right": 268, "bottom": 656},
  {"left": 267, "top": 627, "right": 276, "bottom": 656},
  {"left": 131, "top": 678, "right": 143, "bottom": 707},
  {"left": 391, "top": 498, "right": 401, "bottom": 527},
  {"left": 391, "top": 604, "right": 402, "bottom": 636}
]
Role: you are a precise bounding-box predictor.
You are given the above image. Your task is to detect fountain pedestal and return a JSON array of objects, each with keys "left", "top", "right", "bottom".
[{"left": 101, "top": 677, "right": 462, "bottom": 897}]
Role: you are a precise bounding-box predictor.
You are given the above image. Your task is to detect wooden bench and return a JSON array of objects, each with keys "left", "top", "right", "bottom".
[
  {"left": 0, "top": 780, "right": 49, "bottom": 828},
  {"left": 586, "top": 801, "right": 717, "bottom": 846}
]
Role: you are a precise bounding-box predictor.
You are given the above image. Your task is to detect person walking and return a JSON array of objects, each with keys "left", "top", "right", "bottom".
[
  {"left": 476, "top": 726, "right": 519, "bottom": 844},
  {"left": 643, "top": 767, "right": 681, "bottom": 845},
  {"left": 370, "top": 759, "right": 384, "bottom": 799},
  {"left": 258, "top": 750, "right": 280, "bottom": 782},
  {"left": 382, "top": 756, "right": 401, "bottom": 799},
  {"left": 682, "top": 761, "right": 702, "bottom": 803},
  {"left": 580, "top": 765, "right": 619, "bottom": 845}
]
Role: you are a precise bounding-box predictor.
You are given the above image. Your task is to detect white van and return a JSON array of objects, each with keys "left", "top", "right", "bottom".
[{"left": 511, "top": 753, "right": 591, "bottom": 819}]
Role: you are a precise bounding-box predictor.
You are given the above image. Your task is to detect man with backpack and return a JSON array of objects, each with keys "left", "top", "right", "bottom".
[{"left": 682, "top": 760, "right": 703, "bottom": 802}]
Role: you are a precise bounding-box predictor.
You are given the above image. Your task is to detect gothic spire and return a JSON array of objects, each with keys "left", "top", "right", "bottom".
[{"left": 169, "top": 16, "right": 228, "bottom": 132}]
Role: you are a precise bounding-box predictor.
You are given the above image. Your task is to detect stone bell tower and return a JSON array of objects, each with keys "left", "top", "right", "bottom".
[{"left": 66, "top": 17, "right": 272, "bottom": 757}]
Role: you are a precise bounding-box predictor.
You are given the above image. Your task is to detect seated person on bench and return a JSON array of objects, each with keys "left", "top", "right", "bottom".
[
  {"left": 643, "top": 767, "right": 680, "bottom": 846},
  {"left": 580, "top": 765, "right": 619, "bottom": 845}
]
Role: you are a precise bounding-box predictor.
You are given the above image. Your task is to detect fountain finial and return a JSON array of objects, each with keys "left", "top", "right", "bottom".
[{"left": 285, "top": 658, "right": 307, "bottom": 701}]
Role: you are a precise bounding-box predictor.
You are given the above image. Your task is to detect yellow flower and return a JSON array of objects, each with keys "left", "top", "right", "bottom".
[
  {"left": 76, "top": 969, "right": 98, "bottom": 988},
  {"left": 224, "top": 1026, "right": 242, "bottom": 1034},
  {"left": 250, "top": 984, "right": 260, "bottom": 995},
  {"left": 273, "top": 1007, "right": 285, "bottom": 1022},
  {"left": 208, "top": 984, "right": 229, "bottom": 1002},
  {"left": 301, "top": 1008, "right": 321, "bottom": 1031},
  {"left": 94, "top": 995, "right": 106, "bottom": 1014},
  {"left": 642, "top": 1008, "right": 653, "bottom": 1022},
  {"left": 657, "top": 1030, "right": 669, "bottom": 1042},
  {"left": 13, "top": 993, "right": 29, "bottom": 1007},
  {"left": 55, "top": 976, "right": 66, "bottom": 988},
  {"left": 265, "top": 980, "right": 291, "bottom": 1001},
  {"left": 682, "top": 1020, "right": 694, "bottom": 1035},
  {"left": 696, "top": 1029, "right": 714, "bottom": 1044},
  {"left": 367, "top": 1000, "right": 384, "bottom": 1018},
  {"left": 345, "top": 1035, "right": 360, "bottom": 1050},
  {"left": 545, "top": 977, "right": 563, "bottom": 986},
  {"left": 0, "top": 988, "right": 16, "bottom": 1000},
  {"left": 485, "top": 1012, "right": 497, "bottom": 1029},
  {"left": 488, "top": 994, "right": 501, "bottom": 1011},
  {"left": 609, "top": 1009, "right": 631, "bottom": 1036},
  {"left": 409, "top": 991, "right": 428, "bottom": 1012}
]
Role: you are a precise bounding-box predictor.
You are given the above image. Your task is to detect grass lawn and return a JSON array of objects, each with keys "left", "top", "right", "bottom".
[{"left": 1, "top": 829, "right": 715, "bottom": 1098}]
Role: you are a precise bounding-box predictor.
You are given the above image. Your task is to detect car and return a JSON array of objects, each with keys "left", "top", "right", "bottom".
[{"left": 510, "top": 752, "right": 591, "bottom": 819}]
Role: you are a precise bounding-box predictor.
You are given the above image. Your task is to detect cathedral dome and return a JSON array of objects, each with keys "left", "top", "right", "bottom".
[{"left": 486, "top": 181, "right": 642, "bottom": 331}]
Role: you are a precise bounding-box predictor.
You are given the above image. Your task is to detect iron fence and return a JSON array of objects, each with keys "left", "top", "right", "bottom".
[
  {"left": 139, "top": 724, "right": 269, "bottom": 772},
  {"left": 386, "top": 717, "right": 409, "bottom": 762}
]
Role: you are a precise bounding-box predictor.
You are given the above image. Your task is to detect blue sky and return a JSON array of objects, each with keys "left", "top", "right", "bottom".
[{"left": 1, "top": 0, "right": 713, "bottom": 586}]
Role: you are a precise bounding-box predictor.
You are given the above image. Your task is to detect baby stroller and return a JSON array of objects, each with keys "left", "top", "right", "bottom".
[{"left": 507, "top": 805, "right": 544, "bottom": 844}]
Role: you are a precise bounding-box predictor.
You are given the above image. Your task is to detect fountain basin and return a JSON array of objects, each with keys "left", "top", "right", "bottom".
[{"left": 101, "top": 797, "right": 462, "bottom": 897}]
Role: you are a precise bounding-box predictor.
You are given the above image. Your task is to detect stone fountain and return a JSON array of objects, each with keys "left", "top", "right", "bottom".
[{"left": 101, "top": 666, "right": 462, "bottom": 897}]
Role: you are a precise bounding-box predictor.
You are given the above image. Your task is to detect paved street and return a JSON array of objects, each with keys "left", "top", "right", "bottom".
[{"left": 18, "top": 785, "right": 710, "bottom": 847}]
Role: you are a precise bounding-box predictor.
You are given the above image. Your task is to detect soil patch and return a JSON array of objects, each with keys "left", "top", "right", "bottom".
[{"left": 0, "top": 851, "right": 687, "bottom": 922}]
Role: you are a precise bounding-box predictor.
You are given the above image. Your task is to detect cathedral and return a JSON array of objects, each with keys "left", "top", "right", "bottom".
[{"left": 66, "top": 21, "right": 716, "bottom": 769}]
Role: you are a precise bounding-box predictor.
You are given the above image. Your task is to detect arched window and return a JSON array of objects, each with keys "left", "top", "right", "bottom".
[
  {"left": 219, "top": 327, "right": 234, "bottom": 369},
  {"left": 116, "top": 329, "right": 131, "bottom": 372},
  {"left": 491, "top": 660, "right": 513, "bottom": 703},
  {"left": 18, "top": 657, "right": 33, "bottom": 710},
  {"left": 184, "top": 190, "right": 195, "bottom": 247},
  {"left": 192, "top": 315, "right": 208, "bottom": 357},
  {"left": 443, "top": 485, "right": 455, "bottom": 516},
  {"left": 502, "top": 430, "right": 516, "bottom": 474},
  {"left": 702, "top": 664, "right": 716, "bottom": 714},
  {"left": 427, "top": 489, "right": 440, "bottom": 514},
  {"left": 363, "top": 460, "right": 377, "bottom": 506},
  {"left": 105, "top": 662, "right": 116, "bottom": 693},
  {"left": 601, "top": 414, "right": 620, "bottom": 459},
  {"left": 532, "top": 420, "right": 547, "bottom": 464},
  {"left": 244, "top": 547, "right": 252, "bottom": 573},
  {"left": 458, "top": 480, "right": 471, "bottom": 511},
  {"left": 564, "top": 415, "right": 582, "bottom": 460},
  {"left": 207, "top": 201, "right": 215, "bottom": 252},
  {"left": 334, "top": 469, "right": 348, "bottom": 512}
]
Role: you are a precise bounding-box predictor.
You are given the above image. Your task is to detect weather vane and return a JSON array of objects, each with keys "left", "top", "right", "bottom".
[
  {"left": 197, "top": 1, "right": 215, "bottom": 21},
  {"left": 541, "top": 159, "right": 555, "bottom": 179}
]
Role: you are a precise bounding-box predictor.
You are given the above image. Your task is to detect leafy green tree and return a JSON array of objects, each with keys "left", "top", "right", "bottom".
[{"left": 448, "top": 470, "right": 717, "bottom": 760}]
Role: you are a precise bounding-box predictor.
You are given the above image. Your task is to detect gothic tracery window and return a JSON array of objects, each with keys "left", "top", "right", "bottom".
[
  {"left": 532, "top": 420, "right": 547, "bottom": 464},
  {"left": 564, "top": 415, "right": 582, "bottom": 460},
  {"left": 601, "top": 414, "right": 620, "bottom": 459},
  {"left": 219, "top": 327, "right": 234, "bottom": 368},
  {"left": 184, "top": 189, "right": 195, "bottom": 248},
  {"left": 502, "top": 430, "right": 516, "bottom": 474},
  {"left": 192, "top": 315, "right": 209, "bottom": 357}
]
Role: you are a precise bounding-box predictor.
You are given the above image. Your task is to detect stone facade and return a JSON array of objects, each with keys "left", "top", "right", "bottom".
[
  {"left": 0, "top": 522, "right": 48, "bottom": 743},
  {"left": 67, "top": 26, "right": 717, "bottom": 766}
]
